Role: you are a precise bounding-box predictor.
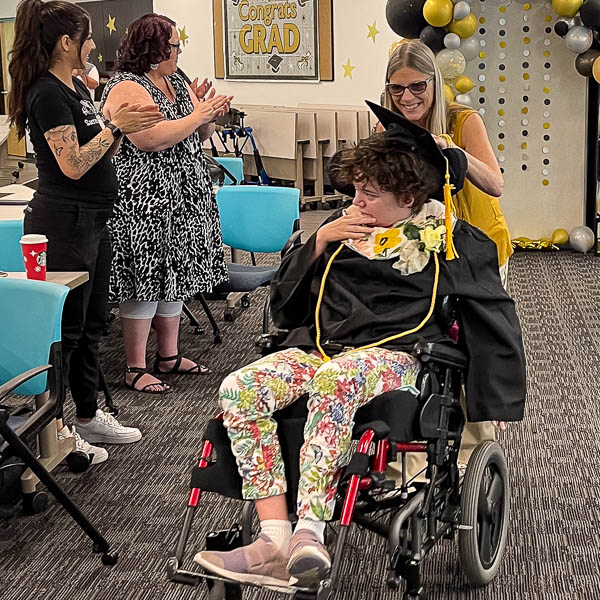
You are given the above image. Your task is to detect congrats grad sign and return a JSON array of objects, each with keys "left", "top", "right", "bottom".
[{"left": 224, "top": 0, "right": 319, "bottom": 80}]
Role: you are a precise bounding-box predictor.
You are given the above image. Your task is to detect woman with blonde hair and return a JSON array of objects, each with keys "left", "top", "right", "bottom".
[
  {"left": 380, "top": 39, "right": 512, "bottom": 285},
  {"left": 379, "top": 39, "right": 512, "bottom": 467}
]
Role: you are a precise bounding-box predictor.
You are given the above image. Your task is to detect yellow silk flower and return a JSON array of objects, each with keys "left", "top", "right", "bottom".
[
  {"left": 419, "top": 225, "right": 446, "bottom": 252},
  {"left": 374, "top": 228, "right": 403, "bottom": 255}
]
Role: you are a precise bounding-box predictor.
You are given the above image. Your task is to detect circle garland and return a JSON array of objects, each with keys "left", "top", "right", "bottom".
[{"left": 385, "top": 0, "right": 600, "bottom": 99}]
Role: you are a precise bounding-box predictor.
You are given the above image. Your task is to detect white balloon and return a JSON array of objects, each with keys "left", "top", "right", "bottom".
[
  {"left": 455, "top": 93, "right": 473, "bottom": 106},
  {"left": 453, "top": 1, "right": 471, "bottom": 20},
  {"left": 444, "top": 33, "right": 461, "bottom": 49},
  {"left": 436, "top": 49, "right": 466, "bottom": 79},
  {"left": 565, "top": 26, "right": 593, "bottom": 54},
  {"left": 569, "top": 226, "right": 595, "bottom": 253},
  {"left": 460, "top": 36, "right": 480, "bottom": 61}
]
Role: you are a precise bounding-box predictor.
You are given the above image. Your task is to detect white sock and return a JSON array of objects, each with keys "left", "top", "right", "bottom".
[
  {"left": 261, "top": 519, "right": 292, "bottom": 551},
  {"left": 294, "top": 519, "right": 326, "bottom": 544}
]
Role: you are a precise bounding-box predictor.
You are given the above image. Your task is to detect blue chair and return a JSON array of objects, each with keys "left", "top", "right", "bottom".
[
  {"left": 215, "top": 185, "right": 301, "bottom": 324},
  {"left": 0, "top": 278, "right": 117, "bottom": 563},
  {"left": 214, "top": 157, "right": 244, "bottom": 186},
  {"left": 0, "top": 219, "right": 25, "bottom": 271}
]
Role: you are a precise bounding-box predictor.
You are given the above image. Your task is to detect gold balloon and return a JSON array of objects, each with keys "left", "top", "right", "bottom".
[
  {"left": 447, "top": 12, "right": 477, "bottom": 39},
  {"left": 443, "top": 83, "right": 455, "bottom": 104},
  {"left": 423, "top": 0, "right": 454, "bottom": 27},
  {"left": 551, "top": 228, "right": 570, "bottom": 246},
  {"left": 389, "top": 38, "right": 412, "bottom": 57},
  {"left": 455, "top": 75, "right": 474, "bottom": 93},
  {"left": 593, "top": 55, "right": 600, "bottom": 84},
  {"left": 552, "top": 0, "right": 583, "bottom": 18}
]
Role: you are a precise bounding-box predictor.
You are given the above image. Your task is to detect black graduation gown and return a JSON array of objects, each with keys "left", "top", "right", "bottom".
[{"left": 270, "top": 214, "right": 526, "bottom": 423}]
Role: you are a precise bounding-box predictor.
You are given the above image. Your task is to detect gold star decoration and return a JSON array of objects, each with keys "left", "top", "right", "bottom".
[
  {"left": 342, "top": 58, "right": 355, "bottom": 79},
  {"left": 106, "top": 15, "right": 116, "bottom": 35},
  {"left": 178, "top": 26, "right": 190, "bottom": 46},
  {"left": 97, "top": 54, "right": 103, "bottom": 63},
  {"left": 367, "top": 21, "right": 380, "bottom": 43}
]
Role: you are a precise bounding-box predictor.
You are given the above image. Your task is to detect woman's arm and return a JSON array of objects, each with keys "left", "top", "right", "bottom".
[
  {"left": 437, "top": 113, "right": 503, "bottom": 197},
  {"left": 185, "top": 78, "right": 232, "bottom": 142},
  {"left": 103, "top": 80, "right": 230, "bottom": 152},
  {"left": 45, "top": 102, "right": 163, "bottom": 180}
]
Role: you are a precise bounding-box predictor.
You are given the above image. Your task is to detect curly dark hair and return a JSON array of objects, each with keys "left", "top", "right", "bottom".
[
  {"left": 328, "top": 133, "right": 438, "bottom": 214},
  {"left": 115, "top": 13, "right": 175, "bottom": 75}
]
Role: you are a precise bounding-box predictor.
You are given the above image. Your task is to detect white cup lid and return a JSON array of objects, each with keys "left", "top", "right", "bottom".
[{"left": 20, "top": 234, "right": 48, "bottom": 244}]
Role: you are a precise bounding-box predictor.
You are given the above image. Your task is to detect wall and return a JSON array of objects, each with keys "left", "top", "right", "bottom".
[{"left": 154, "top": 0, "right": 399, "bottom": 107}]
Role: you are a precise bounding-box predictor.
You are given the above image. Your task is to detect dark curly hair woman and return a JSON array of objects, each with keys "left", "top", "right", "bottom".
[{"left": 101, "top": 14, "right": 234, "bottom": 394}]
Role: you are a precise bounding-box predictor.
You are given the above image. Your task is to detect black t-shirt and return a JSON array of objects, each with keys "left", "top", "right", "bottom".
[{"left": 26, "top": 71, "right": 118, "bottom": 204}]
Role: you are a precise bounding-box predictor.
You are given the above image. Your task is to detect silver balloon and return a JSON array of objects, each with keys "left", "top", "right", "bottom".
[
  {"left": 453, "top": 1, "right": 471, "bottom": 20},
  {"left": 435, "top": 49, "right": 466, "bottom": 79},
  {"left": 565, "top": 25, "right": 593, "bottom": 54},
  {"left": 444, "top": 32, "right": 461, "bottom": 49},
  {"left": 455, "top": 93, "right": 473, "bottom": 106},
  {"left": 459, "top": 36, "right": 480, "bottom": 61},
  {"left": 569, "top": 226, "right": 595, "bottom": 253}
]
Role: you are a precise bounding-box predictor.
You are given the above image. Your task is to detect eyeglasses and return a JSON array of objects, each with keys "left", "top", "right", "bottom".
[
  {"left": 385, "top": 77, "right": 433, "bottom": 98},
  {"left": 169, "top": 42, "right": 181, "bottom": 51}
]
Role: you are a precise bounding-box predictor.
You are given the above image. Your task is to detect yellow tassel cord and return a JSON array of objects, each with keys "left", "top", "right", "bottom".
[
  {"left": 437, "top": 134, "right": 459, "bottom": 261},
  {"left": 314, "top": 247, "right": 441, "bottom": 362}
]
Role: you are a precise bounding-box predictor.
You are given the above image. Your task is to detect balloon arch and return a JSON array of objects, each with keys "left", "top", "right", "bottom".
[{"left": 385, "top": 0, "right": 600, "bottom": 103}]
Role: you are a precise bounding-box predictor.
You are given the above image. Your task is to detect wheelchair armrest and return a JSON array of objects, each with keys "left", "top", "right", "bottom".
[
  {"left": 0, "top": 365, "right": 52, "bottom": 404},
  {"left": 281, "top": 229, "right": 303, "bottom": 257},
  {"left": 255, "top": 329, "right": 290, "bottom": 355},
  {"left": 412, "top": 342, "right": 467, "bottom": 371}
]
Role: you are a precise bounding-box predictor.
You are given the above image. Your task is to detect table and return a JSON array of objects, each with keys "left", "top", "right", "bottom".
[
  {"left": 0, "top": 204, "right": 26, "bottom": 221},
  {"left": 0, "top": 183, "right": 34, "bottom": 203},
  {"left": 4, "top": 271, "right": 89, "bottom": 289}
]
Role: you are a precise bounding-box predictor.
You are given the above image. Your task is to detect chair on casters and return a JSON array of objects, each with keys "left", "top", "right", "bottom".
[
  {"left": 214, "top": 157, "right": 244, "bottom": 186},
  {"left": 0, "top": 278, "right": 118, "bottom": 565},
  {"left": 214, "top": 185, "right": 301, "bottom": 322},
  {"left": 0, "top": 221, "right": 118, "bottom": 416}
]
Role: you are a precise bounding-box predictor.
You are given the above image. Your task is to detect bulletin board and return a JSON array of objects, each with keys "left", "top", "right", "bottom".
[
  {"left": 212, "top": 0, "right": 334, "bottom": 81},
  {"left": 468, "top": 0, "right": 587, "bottom": 239}
]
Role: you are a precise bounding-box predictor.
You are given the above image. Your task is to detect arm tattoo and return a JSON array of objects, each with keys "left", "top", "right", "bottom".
[{"left": 45, "top": 124, "right": 112, "bottom": 178}]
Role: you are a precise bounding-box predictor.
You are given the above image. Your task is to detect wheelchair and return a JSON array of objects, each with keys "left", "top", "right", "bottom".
[{"left": 167, "top": 297, "right": 510, "bottom": 599}]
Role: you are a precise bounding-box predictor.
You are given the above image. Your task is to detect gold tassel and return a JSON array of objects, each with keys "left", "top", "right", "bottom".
[{"left": 443, "top": 155, "right": 459, "bottom": 261}]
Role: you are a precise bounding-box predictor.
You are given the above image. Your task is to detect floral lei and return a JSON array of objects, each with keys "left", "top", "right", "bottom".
[{"left": 343, "top": 201, "right": 454, "bottom": 276}]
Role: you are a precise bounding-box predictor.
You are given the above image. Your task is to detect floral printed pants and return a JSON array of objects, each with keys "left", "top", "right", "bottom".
[{"left": 219, "top": 347, "right": 420, "bottom": 521}]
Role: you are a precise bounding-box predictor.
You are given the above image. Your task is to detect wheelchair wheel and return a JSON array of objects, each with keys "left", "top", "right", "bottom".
[{"left": 458, "top": 441, "right": 510, "bottom": 586}]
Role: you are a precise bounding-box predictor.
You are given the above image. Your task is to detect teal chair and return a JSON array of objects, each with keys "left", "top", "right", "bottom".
[
  {"left": 0, "top": 278, "right": 118, "bottom": 563},
  {"left": 214, "top": 156, "right": 244, "bottom": 185},
  {"left": 215, "top": 185, "right": 301, "bottom": 323},
  {"left": 0, "top": 220, "right": 25, "bottom": 271}
]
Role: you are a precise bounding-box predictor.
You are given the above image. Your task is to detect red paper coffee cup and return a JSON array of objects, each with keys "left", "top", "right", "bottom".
[{"left": 20, "top": 234, "right": 48, "bottom": 280}]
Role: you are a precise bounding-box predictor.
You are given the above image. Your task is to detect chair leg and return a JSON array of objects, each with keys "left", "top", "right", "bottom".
[
  {"left": 98, "top": 365, "right": 118, "bottom": 416},
  {"left": 182, "top": 303, "right": 205, "bottom": 336},
  {"left": 262, "top": 294, "right": 271, "bottom": 334},
  {"left": 0, "top": 420, "right": 118, "bottom": 564},
  {"left": 195, "top": 293, "right": 222, "bottom": 344}
]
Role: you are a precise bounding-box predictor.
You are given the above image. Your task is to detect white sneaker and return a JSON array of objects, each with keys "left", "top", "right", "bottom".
[
  {"left": 57, "top": 425, "right": 109, "bottom": 465},
  {"left": 74, "top": 410, "right": 142, "bottom": 445}
]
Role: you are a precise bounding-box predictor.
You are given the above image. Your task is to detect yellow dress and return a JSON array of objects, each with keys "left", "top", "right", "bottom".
[{"left": 451, "top": 109, "right": 513, "bottom": 266}]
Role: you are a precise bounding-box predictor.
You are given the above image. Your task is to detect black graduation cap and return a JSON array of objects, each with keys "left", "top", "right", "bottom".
[
  {"left": 328, "top": 101, "right": 467, "bottom": 201},
  {"left": 365, "top": 100, "right": 467, "bottom": 198}
]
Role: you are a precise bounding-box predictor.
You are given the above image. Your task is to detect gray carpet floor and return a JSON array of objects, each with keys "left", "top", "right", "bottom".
[{"left": 1, "top": 248, "right": 599, "bottom": 600}]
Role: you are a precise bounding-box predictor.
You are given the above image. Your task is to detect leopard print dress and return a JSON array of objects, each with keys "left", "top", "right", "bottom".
[{"left": 100, "top": 72, "right": 227, "bottom": 303}]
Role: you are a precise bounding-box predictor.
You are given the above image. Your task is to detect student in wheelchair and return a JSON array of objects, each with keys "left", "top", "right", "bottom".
[{"left": 187, "top": 105, "right": 526, "bottom": 597}]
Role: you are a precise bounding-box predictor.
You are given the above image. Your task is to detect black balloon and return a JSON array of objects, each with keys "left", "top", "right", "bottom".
[
  {"left": 575, "top": 48, "right": 600, "bottom": 76},
  {"left": 581, "top": 0, "right": 600, "bottom": 28},
  {"left": 419, "top": 25, "right": 447, "bottom": 52},
  {"left": 386, "top": 0, "right": 428, "bottom": 40},
  {"left": 554, "top": 19, "right": 570, "bottom": 37}
]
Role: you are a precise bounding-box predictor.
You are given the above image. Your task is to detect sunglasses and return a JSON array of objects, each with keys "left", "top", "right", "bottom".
[
  {"left": 170, "top": 42, "right": 181, "bottom": 51},
  {"left": 386, "top": 77, "right": 433, "bottom": 98}
]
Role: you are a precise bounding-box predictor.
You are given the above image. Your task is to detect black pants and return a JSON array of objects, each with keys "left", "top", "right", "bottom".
[{"left": 24, "top": 197, "right": 113, "bottom": 419}]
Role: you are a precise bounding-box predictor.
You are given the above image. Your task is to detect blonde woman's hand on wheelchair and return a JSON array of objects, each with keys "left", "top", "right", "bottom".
[{"left": 492, "top": 420, "right": 507, "bottom": 431}]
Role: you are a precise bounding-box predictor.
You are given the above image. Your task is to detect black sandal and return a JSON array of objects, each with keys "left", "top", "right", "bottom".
[
  {"left": 123, "top": 367, "right": 173, "bottom": 394},
  {"left": 153, "top": 353, "right": 210, "bottom": 375}
]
